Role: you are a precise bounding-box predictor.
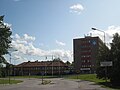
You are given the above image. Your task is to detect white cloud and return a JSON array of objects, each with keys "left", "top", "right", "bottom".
[
  {"left": 70, "top": 3, "right": 84, "bottom": 14},
  {"left": 49, "top": 49, "right": 73, "bottom": 62},
  {"left": 23, "top": 34, "right": 35, "bottom": 41},
  {"left": 9, "top": 34, "right": 73, "bottom": 64},
  {"left": 12, "top": 34, "right": 35, "bottom": 45},
  {"left": 14, "top": 34, "right": 20, "bottom": 39},
  {"left": 13, "top": 55, "right": 21, "bottom": 60},
  {"left": 56, "top": 40, "right": 66, "bottom": 46}
]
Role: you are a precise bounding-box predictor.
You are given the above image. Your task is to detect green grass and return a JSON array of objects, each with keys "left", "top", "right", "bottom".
[
  {"left": 10, "top": 75, "right": 58, "bottom": 79},
  {"left": 64, "top": 74, "right": 120, "bottom": 89},
  {"left": 0, "top": 79, "right": 23, "bottom": 84},
  {"left": 64, "top": 74, "right": 105, "bottom": 83}
]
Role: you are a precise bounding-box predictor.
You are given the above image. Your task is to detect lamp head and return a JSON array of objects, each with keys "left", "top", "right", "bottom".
[{"left": 91, "top": 28, "right": 97, "bottom": 30}]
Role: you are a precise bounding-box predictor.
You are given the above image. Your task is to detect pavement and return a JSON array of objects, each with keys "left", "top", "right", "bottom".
[{"left": 0, "top": 78, "right": 110, "bottom": 90}]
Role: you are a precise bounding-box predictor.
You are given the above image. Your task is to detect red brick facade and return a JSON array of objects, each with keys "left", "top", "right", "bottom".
[{"left": 73, "top": 36, "right": 103, "bottom": 74}]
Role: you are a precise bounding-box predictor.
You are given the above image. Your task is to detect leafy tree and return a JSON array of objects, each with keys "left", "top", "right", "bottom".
[
  {"left": 110, "top": 33, "right": 120, "bottom": 85},
  {"left": 71, "top": 61, "right": 74, "bottom": 66},
  {"left": 65, "top": 61, "right": 71, "bottom": 66},
  {"left": 96, "top": 33, "right": 120, "bottom": 85},
  {"left": 53, "top": 57, "right": 61, "bottom": 61},
  {"left": 96, "top": 41, "right": 111, "bottom": 80},
  {"left": 0, "top": 15, "right": 12, "bottom": 77}
]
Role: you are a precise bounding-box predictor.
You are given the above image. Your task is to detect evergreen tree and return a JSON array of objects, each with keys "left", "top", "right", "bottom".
[
  {"left": 96, "top": 33, "right": 120, "bottom": 85},
  {"left": 0, "top": 15, "right": 12, "bottom": 77},
  {"left": 110, "top": 33, "right": 120, "bottom": 85}
]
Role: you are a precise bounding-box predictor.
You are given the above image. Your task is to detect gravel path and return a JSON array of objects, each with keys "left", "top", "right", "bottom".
[{"left": 0, "top": 78, "right": 110, "bottom": 90}]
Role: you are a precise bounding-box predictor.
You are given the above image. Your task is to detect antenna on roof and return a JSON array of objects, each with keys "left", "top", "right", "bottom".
[{"left": 90, "top": 33, "right": 92, "bottom": 37}]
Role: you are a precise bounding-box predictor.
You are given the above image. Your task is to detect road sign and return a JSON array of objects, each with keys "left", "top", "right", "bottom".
[{"left": 100, "top": 61, "right": 112, "bottom": 67}]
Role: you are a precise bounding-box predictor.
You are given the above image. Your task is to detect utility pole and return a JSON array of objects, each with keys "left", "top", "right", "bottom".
[
  {"left": 45, "top": 56, "right": 47, "bottom": 76},
  {"left": 52, "top": 55, "right": 53, "bottom": 76},
  {"left": 92, "top": 27, "right": 107, "bottom": 82},
  {"left": 8, "top": 47, "right": 18, "bottom": 83},
  {"left": 59, "top": 58, "right": 61, "bottom": 77},
  {"left": 8, "top": 53, "right": 11, "bottom": 84}
]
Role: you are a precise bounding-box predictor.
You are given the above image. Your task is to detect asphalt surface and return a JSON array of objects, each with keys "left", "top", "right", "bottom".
[{"left": 0, "top": 78, "right": 109, "bottom": 90}]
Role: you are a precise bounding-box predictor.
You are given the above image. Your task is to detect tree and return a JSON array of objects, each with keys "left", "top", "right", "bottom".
[
  {"left": 71, "top": 61, "right": 74, "bottom": 66},
  {"left": 0, "top": 15, "right": 12, "bottom": 77},
  {"left": 53, "top": 57, "right": 61, "bottom": 61},
  {"left": 96, "top": 41, "right": 111, "bottom": 80},
  {"left": 65, "top": 61, "right": 71, "bottom": 66},
  {"left": 96, "top": 33, "right": 120, "bottom": 85},
  {"left": 110, "top": 33, "right": 120, "bottom": 85}
]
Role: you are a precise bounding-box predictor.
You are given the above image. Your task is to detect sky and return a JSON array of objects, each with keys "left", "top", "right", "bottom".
[{"left": 1, "top": 0, "right": 120, "bottom": 64}]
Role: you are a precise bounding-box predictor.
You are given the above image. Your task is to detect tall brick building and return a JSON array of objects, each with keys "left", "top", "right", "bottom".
[{"left": 73, "top": 36, "right": 103, "bottom": 74}]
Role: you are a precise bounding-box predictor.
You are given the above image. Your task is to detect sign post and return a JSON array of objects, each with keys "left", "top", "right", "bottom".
[
  {"left": 100, "top": 61, "right": 112, "bottom": 82},
  {"left": 41, "top": 72, "right": 44, "bottom": 84},
  {"left": 100, "top": 61, "right": 112, "bottom": 67}
]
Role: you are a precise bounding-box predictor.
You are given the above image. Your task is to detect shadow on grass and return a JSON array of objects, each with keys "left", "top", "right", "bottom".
[{"left": 98, "top": 82, "right": 120, "bottom": 89}]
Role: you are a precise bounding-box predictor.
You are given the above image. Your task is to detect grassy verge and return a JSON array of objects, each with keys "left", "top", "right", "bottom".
[
  {"left": 0, "top": 79, "right": 23, "bottom": 84},
  {"left": 64, "top": 74, "right": 105, "bottom": 83},
  {"left": 10, "top": 75, "right": 58, "bottom": 79},
  {"left": 64, "top": 74, "right": 120, "bottom": 89}
]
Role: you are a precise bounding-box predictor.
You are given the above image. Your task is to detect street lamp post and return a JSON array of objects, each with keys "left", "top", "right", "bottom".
[
  {"left": 91, "top": 27, "right": 107, "bottom": 82},
  {"left": 45, "top": 56, "right": 47, "bottom": 76},
  {"left": 52, "top": 55, "right": 54, "bottom": 76},
  {"left": 12, "top": 57, "right": 19, "bottom": 80},
  {"left": 91, "top": 28, "right": 105, "bottom": 43},
  {"left": 8, "top": 53, "right": 11, "bottom": 84},
  {"left": 8, "top": 47, "right": 18, "bottom": 84}
]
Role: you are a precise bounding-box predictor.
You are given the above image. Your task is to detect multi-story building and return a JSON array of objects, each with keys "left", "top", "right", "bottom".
[
  {"left": 14, "top": 60, "right": 68, "bottom": 76},
  {"left": 73, "top": 36, "right": 103, "bottom": 74}
]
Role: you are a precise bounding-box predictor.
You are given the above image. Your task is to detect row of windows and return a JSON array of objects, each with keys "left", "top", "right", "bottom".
[
  {"left": 81, "top": 43, "right": 91, "bottom": 46},
  {"left": 80, "top": 40, "right": 97, "bottom": 48},
  {"left": 81, "top": 50, "right": 91, "bottom": 52},
  {"left": 81, "top": 56, "right": 91, "bottom": 59},
  {"left": 81, "top": 64, "right": 94, "bottom": 68},
  {"left": 81, "top": 52, "right": 91, "bottom": 55},
  {"left": 80, "top": 40, "right": 91, "bottom": 43},
  {"left": 80, "top": 45, "right": 91, "bottom": 48},
  {"left": 15, "top": 67, "right": 66, "bottom": 70},
  {"left": 81, "top": 47, "right": 91, "bottom": 50},
  {"left": 82, "top": 60, "right": 91, "bottom": 63},
  {"left": 81, "top": 55, "right": 91, "bottom": 58}
]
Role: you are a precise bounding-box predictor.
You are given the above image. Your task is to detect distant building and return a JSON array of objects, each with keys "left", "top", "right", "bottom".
[
  {"left": 14, "top": 60, "right": 68, "bottom": 76},
  {"left": 73, "top": 36, "right": 104, "bottom": 74}
]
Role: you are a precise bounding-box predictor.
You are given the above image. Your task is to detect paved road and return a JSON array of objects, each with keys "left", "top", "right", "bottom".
[{"left": 0, "top": 78, "right": 109, "bottom": 90}]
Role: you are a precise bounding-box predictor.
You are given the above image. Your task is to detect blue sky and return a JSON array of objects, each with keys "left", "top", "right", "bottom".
[{"left": 1, "top": 0, "right": 120, "bottom": 64}]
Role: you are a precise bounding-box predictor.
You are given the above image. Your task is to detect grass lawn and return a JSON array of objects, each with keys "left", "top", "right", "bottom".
[
  {"left": 64, "top": 74, "right": 105, "bottom": 83},
  {"left": 10, "top": 75, "right": 59, "bottom": 79},
  {"left": 0, "top": 79, "right": 23, "bottom": 84},
  {"left": 64, "top": 74, "right": 120, "bottom": 90}
]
